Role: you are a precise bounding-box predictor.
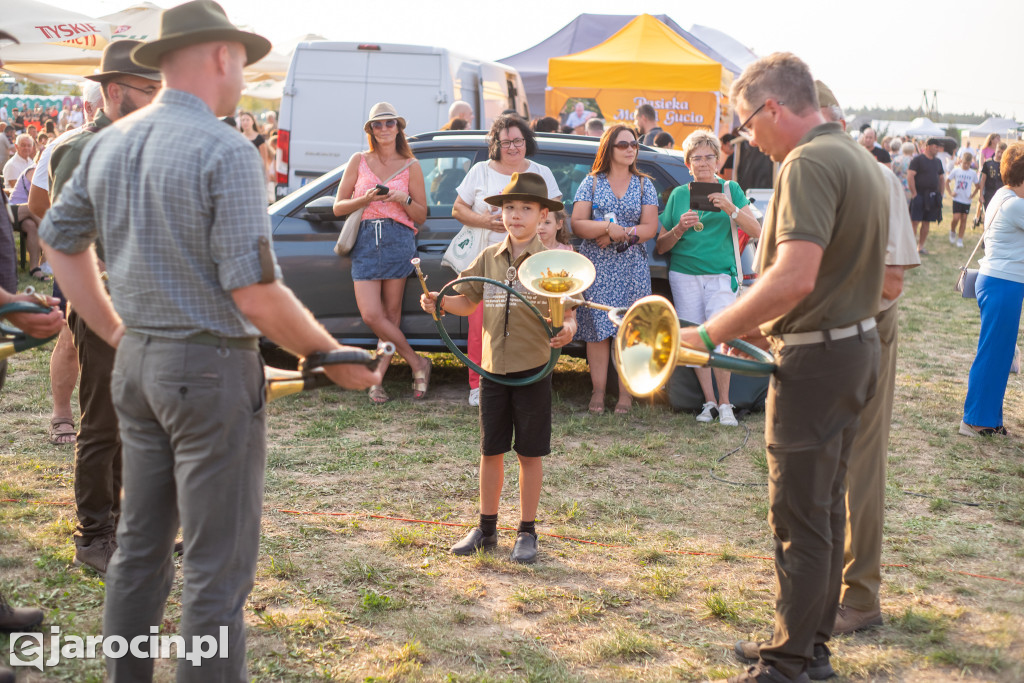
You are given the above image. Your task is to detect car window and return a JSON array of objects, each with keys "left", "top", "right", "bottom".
[
  {"left": 417, "top": 150, "right": 477, "bottom": 217},
  {"left": 530, "top": 152, "right": 593, "bottom": 215},
  {"left": 637, "top": 161, "right": 678, "bottom": 211}
]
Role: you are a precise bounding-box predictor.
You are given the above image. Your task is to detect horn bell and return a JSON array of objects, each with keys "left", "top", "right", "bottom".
[
  {"left": 518, "top": 250, "right": 596, "bottom": 327},
  {"left": 613, "top": 295, "right": 681, "bottom": 398}
]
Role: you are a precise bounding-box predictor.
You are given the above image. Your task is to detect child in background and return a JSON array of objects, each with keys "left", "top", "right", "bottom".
[
  {"left": 420, "top": 172, "right": 576, "bottom": 564},
  {"left": 947, "top": 153, "right": 980, "bottom": 248},
  {"left": 538, "top": 209, "right": 574, "bottom": 252}
]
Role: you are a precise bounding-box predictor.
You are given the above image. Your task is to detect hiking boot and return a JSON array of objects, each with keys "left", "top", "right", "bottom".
[
  {"left": 712, "top": 662, "right": 811, "bottom": 683},
  {"left": 74, "top": 534, "right": 117, "bottom": 576},
  {"left": 0, "top": 593, "right": 43, "bottom": 632},
  {"left": 450, "top": 527, "right": 497, "bottom": 556},
  {"left": 718, "top": 403, "right": 739, "bottom": 427},
  {"left": 833, "top": 603, "right": 883, "bottom": 634},
  {"left": 696, "top": 401, "right": 717, "bottom": 423},
  {"left": 734, "top": 641, "right": 834, "bottom": 680},
  {"left": 510, "top": 532, "right": 539, "bottom": 564}
]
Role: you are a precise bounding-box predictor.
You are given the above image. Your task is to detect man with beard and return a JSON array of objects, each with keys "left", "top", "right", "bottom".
[{"left": 45, "top": 39, "right": 163, "bottom": 576}]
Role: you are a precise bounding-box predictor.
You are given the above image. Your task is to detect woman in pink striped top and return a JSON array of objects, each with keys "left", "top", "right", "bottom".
[{"left": 333, "top": 103, "right": 432, "bottom": 404}]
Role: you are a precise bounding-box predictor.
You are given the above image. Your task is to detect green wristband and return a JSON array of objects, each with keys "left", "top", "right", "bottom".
[{"left": 697, "top": 324, "right": 715, "bottom": 352}]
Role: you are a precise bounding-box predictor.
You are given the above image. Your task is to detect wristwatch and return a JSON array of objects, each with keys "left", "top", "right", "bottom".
[
  {"left": 730, "top": 207, "right": 739, "bottom": 219},
  {"left": 405, "top": 195, "right": 413, "bottom": 206}
]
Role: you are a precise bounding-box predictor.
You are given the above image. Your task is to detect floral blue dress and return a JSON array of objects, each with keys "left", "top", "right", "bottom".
[{"left": 574, "top": 173, "right": 657, "bottom": 342}]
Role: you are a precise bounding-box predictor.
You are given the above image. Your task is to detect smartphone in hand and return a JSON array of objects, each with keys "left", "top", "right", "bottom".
[{"left": 374, "top": 184, "right": 389, "bottom": 195}]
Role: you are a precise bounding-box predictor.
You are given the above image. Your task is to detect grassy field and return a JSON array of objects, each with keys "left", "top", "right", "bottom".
[{"left": 2, "top": 206, "right": 1023, "bottom": 682}]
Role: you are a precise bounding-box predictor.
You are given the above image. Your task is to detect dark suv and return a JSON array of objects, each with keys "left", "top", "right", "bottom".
[{"left": 268, "top": 131, "right": 694, "bottom": 352}]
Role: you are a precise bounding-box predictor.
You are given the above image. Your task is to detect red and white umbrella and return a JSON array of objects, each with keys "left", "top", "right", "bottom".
[{"left": 2, "top": 0, "right": 110, "bottom": 49}]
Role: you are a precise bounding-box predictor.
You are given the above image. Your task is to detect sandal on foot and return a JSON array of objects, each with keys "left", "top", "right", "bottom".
[
  {"left": 49, "top": 417, "right": 76, "bottom": 445},
  {"left": 368, "top": 385, "right": 390, "bottom": 405},
  {"left": 411, "top": 359, "right": 432, "bottom": 400},
  {"left": 588, "top": 394, "right": 605, "bottom": 414},
  {"left": 29, "top": 267, "right": 52, "bottom": 282},
  {"left": 959, "top": 420, "right": 1008, "bottom": 437},
  {"left": 614, "top": 402, "right": 632, "bottom": 415}
]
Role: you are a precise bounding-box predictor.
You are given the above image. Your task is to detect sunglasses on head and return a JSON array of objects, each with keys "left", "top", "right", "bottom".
[
  {"left": 613, "top": 140, "right": 640, "bottom": 150},
  {"left": 370, "top": 119, "right": 398, "bottom": 130}
]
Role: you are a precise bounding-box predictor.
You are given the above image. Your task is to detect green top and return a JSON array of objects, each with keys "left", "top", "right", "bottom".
[
  {"left": 48, "top": 110, "right": 112, "bottom": 202},
  {"left": 758, "top": 122, "right": 887, "bottom": 335},
  {"left": 658, "top": 177, "right": 748, "bottom": 277}
]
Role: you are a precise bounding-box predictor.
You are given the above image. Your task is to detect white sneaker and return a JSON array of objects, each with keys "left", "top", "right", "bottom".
[
  {"left": 468, "top": 388, "right": 480, "bottom": 407},
  {"left": 39, "top": 262, "right": 54, "bottom": 275},
  {"left": 718, "top": 403, "right": 738, "bottom": 427},
  {"left": 956, "top": 238, "right": 964, "bottom": 248},
  {"left": 696, "top": 401, "right": 716, "bottom": 423},
  {"left": 949, "top": 231, "right": 956, "bottom": 245}
]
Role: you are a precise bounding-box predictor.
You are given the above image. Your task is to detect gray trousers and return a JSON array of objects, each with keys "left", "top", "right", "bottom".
[{"left": 104, "top": 333, "right": 265, "bottom": 683}]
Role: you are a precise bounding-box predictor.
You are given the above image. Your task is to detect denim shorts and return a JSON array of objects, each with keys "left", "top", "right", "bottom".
[{"left": 350, "top": 217, "right": 416, "bottom": 281}]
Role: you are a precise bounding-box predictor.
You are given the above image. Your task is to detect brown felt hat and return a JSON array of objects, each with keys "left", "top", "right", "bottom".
[
  {"left": 363, "top": 102, "right": 407, "bottom": 134},
  {"left": 484, "top": 172, "right": 563, "bottom": 211},
  {"left": 815, "top": 80, "right": 840, "bottom": 110},
  {"left": 131, "top": 0, "right": 271, "bottom": 70},
  {"left": 86, "top": 40, "right": 162, "bottom": 83}
]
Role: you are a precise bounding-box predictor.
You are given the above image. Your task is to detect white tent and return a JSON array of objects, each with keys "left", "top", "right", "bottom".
[
  {"left": 688, "top": 25, "right": 758, "bottom": 69},
  {"left": 903, "top": 117, "right": 945, "bottom": 137},
  {"left": 967, "top": 116, "right": 1021, "bottom": 137}
]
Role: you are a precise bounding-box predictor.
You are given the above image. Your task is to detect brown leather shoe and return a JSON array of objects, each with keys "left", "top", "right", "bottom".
[
  {"left": 74, "top": 534, "right": 117, "bottom": 576},
  {"left": 0, "top": 592, "right": 44, "bottom": 632},
  {"left": 833, "top": 603, "right": 883, "bottom": 635}
]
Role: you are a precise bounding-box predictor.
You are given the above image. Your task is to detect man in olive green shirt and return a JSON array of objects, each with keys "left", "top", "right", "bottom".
[{"left": 689, "top": 54, "right": 887, "bottom": 683}]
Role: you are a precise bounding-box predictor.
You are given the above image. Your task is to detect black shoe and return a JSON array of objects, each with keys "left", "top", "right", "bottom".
[
  {"left": 0, "top": 592, "right": 44, "bottom": 632},
  {"left": 734, "top": 641, "right": 833, "bottom": 680},
  {"left": 510, "top": 532, "right": 538, "bottom": 564},
  {"left": 450, "top": 527, "right": 497, "bottom": 556},
  {"left": 173, "top": 540, "right": 184, "bottom": 556},
  {"left": 713, "top": 663, "right": 811, "bottom": 683}
]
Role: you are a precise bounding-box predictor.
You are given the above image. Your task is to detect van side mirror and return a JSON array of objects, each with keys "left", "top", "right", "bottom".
[{"left": 303, "top": 196, "right": 339, "bottom": 222}]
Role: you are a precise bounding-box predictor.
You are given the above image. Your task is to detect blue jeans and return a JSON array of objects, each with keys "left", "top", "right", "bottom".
[{"left": 963, "top": 274, "right": 1024, "bottom": 428}]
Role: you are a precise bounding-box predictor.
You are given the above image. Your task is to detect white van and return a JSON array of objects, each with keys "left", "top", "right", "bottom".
[{"left": 274, "top": 42, "right": 530, "bottom": 199}]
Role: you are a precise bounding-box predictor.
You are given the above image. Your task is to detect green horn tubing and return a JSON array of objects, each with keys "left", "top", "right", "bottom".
[
  {"left": 0, "top": 301, "right": 59, "bottom": 354},
  {"left": 434, "top": 276, "right": 562, "bottom": 387},
  {"left": 678, "top": 316, "right": 776, "bottom": 376}
]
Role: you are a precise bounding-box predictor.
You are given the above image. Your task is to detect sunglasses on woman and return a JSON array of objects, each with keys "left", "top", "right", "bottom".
[
  {"left": 616, "top": 227, "right": 640, "bottom": 253},
  {"left": 613, "top": 140, "right": 640, "bottom": 150},
  {"left": 370, "top": 119, "right": 398, "bottom": 130}
]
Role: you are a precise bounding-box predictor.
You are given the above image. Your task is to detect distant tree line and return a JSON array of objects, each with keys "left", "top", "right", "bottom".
[{"left": 847, "top": 106, "right": 993, "bottom": 125}]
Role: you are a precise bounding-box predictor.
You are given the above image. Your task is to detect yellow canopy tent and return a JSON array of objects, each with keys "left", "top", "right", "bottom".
[{"left": 547, "top": 14, "right": 731, "bottom": 144}]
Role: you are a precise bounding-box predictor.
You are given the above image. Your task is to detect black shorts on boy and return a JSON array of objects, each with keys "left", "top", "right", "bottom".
[{"left": 479, "top": 366, "right": 552, "bottom": 458}]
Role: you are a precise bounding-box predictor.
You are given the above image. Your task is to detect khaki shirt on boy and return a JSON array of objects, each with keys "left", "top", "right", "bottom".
[{"left": 454, "top": 235, "right": 554, "bottom": 375}]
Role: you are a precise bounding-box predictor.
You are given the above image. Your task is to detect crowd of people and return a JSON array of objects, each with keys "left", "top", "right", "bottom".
[{"left": 2, "top": 4, "right": 1023, "bottom": 682}]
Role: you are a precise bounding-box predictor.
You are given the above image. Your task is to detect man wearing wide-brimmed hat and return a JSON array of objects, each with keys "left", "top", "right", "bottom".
[
  {"left": 39, "top": 2, "right": 382, "bottom": 680},
  {"left": 41, "top": 38, "right": 162, "bottom": 582}
]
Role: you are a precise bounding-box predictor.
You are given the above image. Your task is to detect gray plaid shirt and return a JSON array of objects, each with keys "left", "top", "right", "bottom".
[{"left": 39, "top": 89, "right": 280, "bottom": 339}]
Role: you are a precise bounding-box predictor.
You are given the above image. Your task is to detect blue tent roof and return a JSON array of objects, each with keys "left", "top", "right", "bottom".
[{"left": 499, "top": 14, "right": 742, "bottom": 119}]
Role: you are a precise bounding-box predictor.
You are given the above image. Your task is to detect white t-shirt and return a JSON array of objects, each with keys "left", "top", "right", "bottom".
[
  {"left": 3, "top": 154, "right": 33, "bottom": 188},
  {"left": 31, "top": 125, "right": 88, "bottom": 192},
  {"left": 948, "top": 168, "right": 979, "bottom": 205},
  {"left": 456, "top": 160, "right": 561, "bottom": 246}
]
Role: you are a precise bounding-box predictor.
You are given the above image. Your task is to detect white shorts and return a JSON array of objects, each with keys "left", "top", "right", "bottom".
[{"left": 669, "top": 271, "right": 737, "bottom": 326}]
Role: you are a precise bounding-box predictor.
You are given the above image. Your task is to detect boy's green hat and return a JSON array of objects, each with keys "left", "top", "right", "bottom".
[{"left": 484, "top": 172, "right": 563, "bottom": 211}]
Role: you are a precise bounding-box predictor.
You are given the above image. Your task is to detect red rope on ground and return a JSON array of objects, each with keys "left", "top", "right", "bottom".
[{"left": 3, "top": 499, "right": 1021, "bottom": 586}]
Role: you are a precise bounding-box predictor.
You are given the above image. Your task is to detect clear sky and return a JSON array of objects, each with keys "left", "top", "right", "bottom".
[{"left": 27, "top": 0, "right": 1023, "bottom": 119}]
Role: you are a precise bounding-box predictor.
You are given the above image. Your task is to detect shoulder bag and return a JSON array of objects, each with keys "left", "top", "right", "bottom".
[
  {"left": 955, "top": 197, "right": 1008, "bottom": 298},
  {"left": 442, "top": 168, "right": 497, "bottom": 272},
  {"left": 334, "top": 157, "right": 416, "bottom": 256}
]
